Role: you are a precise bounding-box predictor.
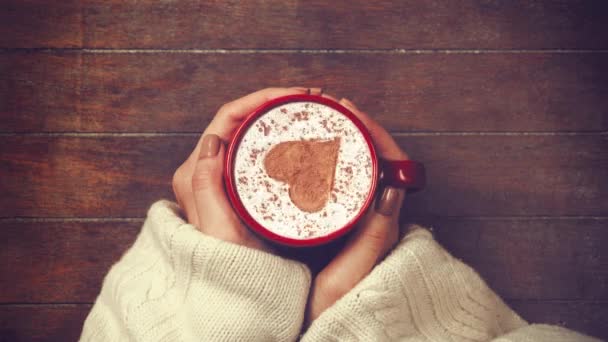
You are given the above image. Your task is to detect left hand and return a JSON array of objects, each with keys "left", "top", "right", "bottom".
[
  {"left": 305, "top": 96, "right": 410, "bottom": 324},
  {"left": 171, "top": 87, "right": 318, "bottom": 252}
]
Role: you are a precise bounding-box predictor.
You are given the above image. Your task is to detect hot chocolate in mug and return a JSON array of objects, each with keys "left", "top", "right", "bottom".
[{"left": 224, "top": 94, "right": 425, "bottom": 247}]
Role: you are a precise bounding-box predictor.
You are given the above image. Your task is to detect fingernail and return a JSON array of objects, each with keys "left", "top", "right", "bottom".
[
  {"left": 199, "top": 134, "right": 220, "bottom": 159},
  {"left": 340, "top": 97, "right": 357, "bottom": 111},
  {"left": 309, "top": 87, "right": 323, "bottom": 95},
  {"left": 375, "top": 187, "right": 400, "bottom": 216}
]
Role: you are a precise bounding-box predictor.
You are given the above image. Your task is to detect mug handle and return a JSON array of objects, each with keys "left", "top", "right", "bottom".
[{"left": 378, "top": 159, "right": 426, "bottom": 192}]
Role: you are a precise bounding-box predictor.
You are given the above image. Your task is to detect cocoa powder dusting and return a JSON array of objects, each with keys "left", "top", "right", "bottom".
[
  {"left": 264, "top": 138, "right": 341, "bottom": 212},
  {"left": 233, "top": 101, "right": 374, "bottom": 239},
  {"left": 260, "top": 121, "right": 271, "bottom": 136}
]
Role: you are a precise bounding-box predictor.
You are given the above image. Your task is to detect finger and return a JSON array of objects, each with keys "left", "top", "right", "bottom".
[
  {"left": 307, "top": 87, "right": 324, "bottom": 96},
  {"left": 317, "top": 99, "right": 408, "bottom": 271},
  {"left": 375, "top": 185, "right": 404, "bottom": 216},
  {"left": 337, "top": 98, "right": 411, "bottom": 214},
  {"left": 309, "top": 188, "right": 404, "bottom": 321},
  {"left": 191, "top": 135, "right": 246, "bottom": 240},
  {"left": 340, "top": 98, "right": 409, "bottom": 160},
  {"left": 304, "top": 87, "right": 337, "bottom": 102},
  {"left": 176, "top": 87, "right": 310, "bottom": 224},
  {"left": 318, "top": 188, "right": 403, "bottom": 281},
  {"left": 311, "top": 96, "right": 410, "bottom": 316},
  {"left": 184, "top": 87, "right": 311, "bottom": 179},
  {"left": 204, "top": 87, "right": 309, "bottom": 141},
  {"left": 172, "top": 165, "right": 200, "bottom": 227},
  {"left": 192, "top": 134, "right": 234, "bottom": 227}
]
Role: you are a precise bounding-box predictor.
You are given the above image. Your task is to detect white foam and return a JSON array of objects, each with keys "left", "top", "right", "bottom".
[{"left": 233, "top": 101, "right": 373, "bottom": 239}]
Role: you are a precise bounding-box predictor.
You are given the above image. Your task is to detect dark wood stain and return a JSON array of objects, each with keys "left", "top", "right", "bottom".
[
  {"left": 1, "top": 136, "right": 605, "bottom": 217},
  {"left": 2, "top": 53, "right": 607, "bottom": 132},
  {"left": 508, "top": 300, "right": 608, "bottom": 340},
  {"left": 4, "top": 220, "right": 604, "bottom": 303},
  {"left": 2, "top": 1, "right": 608, "bottom": 49},
  {"left": 1, "top": 1, "right": 607, "bottom": 339},
  {"left": 0, "top": 305, "right": 91, "bottom": 342},
  {"left": 0, "top": 221, "right": 140, "bottom": 303},
  {"left": 431, "top": 218, "right": 608, "bottom": 300}
]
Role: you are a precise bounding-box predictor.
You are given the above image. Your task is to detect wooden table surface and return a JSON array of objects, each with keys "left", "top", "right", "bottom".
[{"left": 1, "top": 1, "right": 607, "bottom": 340}]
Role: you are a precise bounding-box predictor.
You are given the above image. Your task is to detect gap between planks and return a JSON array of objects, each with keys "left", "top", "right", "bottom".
[
  {"left": 2, "top": 216, "right": 607, "bottom": 223},
  {"left": 2, "top": 48, "right": 608, "bottom": 54},
  {"left": 0, "top": 131, "right": 606, "bottom": 137}
]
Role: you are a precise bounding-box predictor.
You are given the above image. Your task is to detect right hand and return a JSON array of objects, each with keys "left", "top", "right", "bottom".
[
  {"left": 305, "top": 96, "right": 410, "bottom": 324},
  {"left": 171, "top": 87, "right": 321, "bottom": 252}
]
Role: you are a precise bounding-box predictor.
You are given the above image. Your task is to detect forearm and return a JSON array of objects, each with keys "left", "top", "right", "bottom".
[
  {"left": 80, "top": 200, "right": 311, "bottom": 342},
  {"left": 302, "top": 226, "right": 601, "bottom": 341},
  {"left": 302, "top": 227, "right": 526, "bottom": 341}
]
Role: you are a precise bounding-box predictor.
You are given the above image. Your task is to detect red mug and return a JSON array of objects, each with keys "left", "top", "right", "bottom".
[{"left": 225, "top": 95, "right": 425, "bottom": 247}]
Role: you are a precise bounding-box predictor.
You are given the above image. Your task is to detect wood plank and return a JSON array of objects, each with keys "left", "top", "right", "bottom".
[
  {"left": 509, "top": 300, "right": 608, "bottom": 341},
  {"left": 0, "top": 221, "right": 140, "bottom": 303},
  {"left": 2, "top": 1, "right": 608, "bottom": 49},
  {"left": 0, "top": 302, "right": 605, "bottom": 342},
  {"left": 2, "top": 52, "right": 608, "bottom": 133},
  {"left": 0, "top": 136, "right": 181, "bottom": 218},
  {"left": 432, "top": 219, "right": 608, "bottom": 300},
  {"left": 0, "top": 53, "right": 82, "bottom": 132},
  {"left": 0, "top": 135, "right": 605, "bottom": 217},
  {"left": 0, "top": 0, "right": 82, "bottom": 49},
  {"left": 0, "top": 305, "right": 90, "bottom": 342},
  {"left": 1, "top": 219, "right": 606, "bottom": 302},
  {"left": 398, "top": 134, "right": 608, "bottom": 217}
]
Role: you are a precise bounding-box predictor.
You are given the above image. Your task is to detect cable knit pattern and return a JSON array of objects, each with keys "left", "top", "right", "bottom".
[
  {"left": 301, "top": 227, "right": 528, "bottom": 341},
  {"left": 80, "top": 202, "right": 597, "bottom": 341},
  {"left": 80, "top": 200, "right": 311, "bottom": 341}
]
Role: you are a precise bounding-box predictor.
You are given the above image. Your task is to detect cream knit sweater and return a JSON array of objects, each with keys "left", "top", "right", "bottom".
[{"left": 80, "top": 201, "right": 598, "bottom": 341}]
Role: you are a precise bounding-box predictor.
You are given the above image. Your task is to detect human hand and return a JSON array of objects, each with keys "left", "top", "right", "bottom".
[
  {"left": 305, "top": 97, "right": 409, "bottom": 323},
  {"left": 171, "top": 87, "right": 321, "bottom": 252}
]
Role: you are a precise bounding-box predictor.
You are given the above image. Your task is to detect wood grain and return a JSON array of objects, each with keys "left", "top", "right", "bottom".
[
  {"left": 398, "top": 134, "right": 608, "bottom": 217},
  {"left": 0, "top": 0, "right": 82, "bottom": 49},
  {"left": 2, "top": 1, "right": 608, "bottom": 49},
  {"left": 0, "top": 305, "right": 90, "bottom": 342},
  {"left": 1, "top": 135, "right": 605, "bottom": 218},
  {"left": 0, "top": 136, "right": 182, "bottom": 218},
  {"left": 509, "top": 300, "right": 608, "bottom": 340},
  {"left": 432, "top": 218, "right": 608, "bottom": 300},
  {"left": 2, "top": 52, "right": 608, "bottom": 133},
  {"left": 2, "top": 1, "right": 606, "bottom": 340},
  {"left": 0, "top": 302, "right": 605, "bottom": 342},
  {"left": 0, "top": 220, "right": 606, "bottom": 302},
  {"left": 0, "top": 221, "right": 140, "bottom": 303}
]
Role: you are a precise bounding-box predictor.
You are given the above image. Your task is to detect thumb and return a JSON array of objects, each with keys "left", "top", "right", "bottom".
[
  {"left": 191, "top": 134, "right": 240, "bottom": 235},
  {"left": 306, "top": 188, "right": 403, "bottom": 323}
]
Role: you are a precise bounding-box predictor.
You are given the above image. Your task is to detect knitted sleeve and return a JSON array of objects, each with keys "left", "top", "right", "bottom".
[
  {"left": 79, "top": 200, "right": 311, "bottom": 342},
  {"left": 303, "top": 226, "right": 576, "bottom": 341}
]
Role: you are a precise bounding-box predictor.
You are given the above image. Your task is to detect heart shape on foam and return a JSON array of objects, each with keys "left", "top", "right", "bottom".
[{"left": 263, "top": 138, "right": 341, "bottom": 212}]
